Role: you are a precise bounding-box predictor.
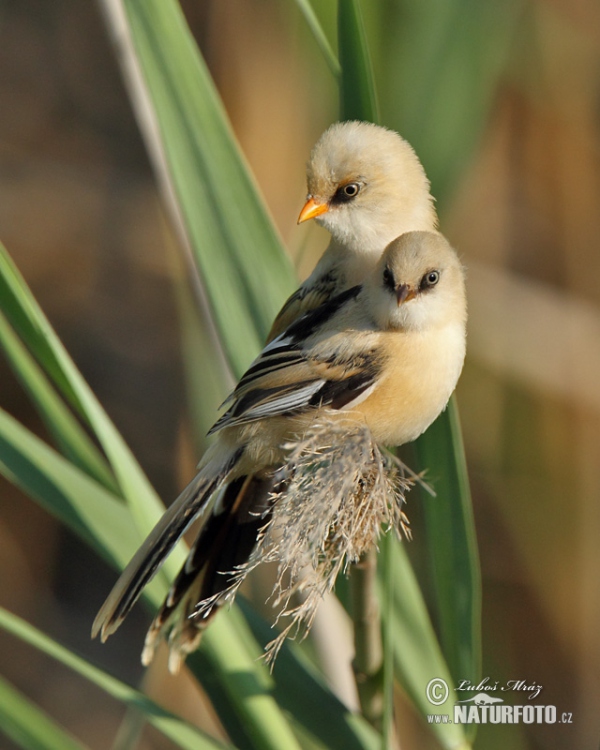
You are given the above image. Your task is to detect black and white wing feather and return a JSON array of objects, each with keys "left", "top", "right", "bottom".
[{"left": 209, "top": 285, "right": 384, "bottom": 435}]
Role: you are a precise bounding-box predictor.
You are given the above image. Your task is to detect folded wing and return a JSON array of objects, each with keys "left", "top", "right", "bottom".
[{"left": 210, "top": 285, "right": 383, "bottom": 434}]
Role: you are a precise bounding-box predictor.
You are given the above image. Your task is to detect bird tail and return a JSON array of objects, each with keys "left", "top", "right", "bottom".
[
  {"left": 141, "top": 473, "right": 277, "bottom": 673},
  {"left": 91, "top": 445, "right": 243, "bottom": 644}
]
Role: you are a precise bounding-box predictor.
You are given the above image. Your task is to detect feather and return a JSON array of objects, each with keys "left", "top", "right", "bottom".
[
  {"left": 141, "top": 474, "right": 278, "bottom": 670},
  {"left": 266, "top": 270, "right": 340, "bottom": 342},
  {"left": 91, "top": 446, "right": 243, "bottom": 641}
]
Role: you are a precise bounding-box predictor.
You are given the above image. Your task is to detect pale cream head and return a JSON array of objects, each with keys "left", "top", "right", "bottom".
[
  {"left": 367, "top": 231, "right": 466, "bottom": 332},
  {"left": 300, "top": 122, "right": 437, "bottom": 253}
]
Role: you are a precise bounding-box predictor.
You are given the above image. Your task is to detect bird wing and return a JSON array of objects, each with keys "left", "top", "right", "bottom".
[
  {"left": 266, "top": 270, "right": 340, "bottom": 342},
  {"left": 209, "top": 285, "right": 384, "bottom": 434}
]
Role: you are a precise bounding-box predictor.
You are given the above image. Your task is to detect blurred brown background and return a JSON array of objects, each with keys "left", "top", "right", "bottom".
[{"left": 0, "top": 1, "right": 599, "bottom": 748}]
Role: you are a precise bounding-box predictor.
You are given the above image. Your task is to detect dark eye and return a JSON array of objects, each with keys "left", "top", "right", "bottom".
[
  {"left": 421, "top": 270, "right": 440, "bottom": 289},
  {"left": 333, "top": 182, "right": 361, "bottom": 203}
]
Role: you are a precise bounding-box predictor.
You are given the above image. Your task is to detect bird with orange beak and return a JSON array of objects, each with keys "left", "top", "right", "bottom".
[{"left": 269, "top": 120, "right": 437, "bottom": 339}]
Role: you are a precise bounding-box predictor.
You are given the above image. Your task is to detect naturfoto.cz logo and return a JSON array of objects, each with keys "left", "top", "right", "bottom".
[{"left": 425, "top": 678, "right": 573, "bottom": 726}]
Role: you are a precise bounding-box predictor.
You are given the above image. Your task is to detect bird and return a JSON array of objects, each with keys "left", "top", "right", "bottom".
[
  {"left": 92, "top": 230, "right": 467, "bottom": 669},
  {"left": 268, "top": 120, "right": 437, "bottom": 340}
]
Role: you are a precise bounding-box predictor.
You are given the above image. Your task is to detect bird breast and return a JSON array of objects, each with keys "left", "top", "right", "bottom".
[{"left": 346, "top": 321, "right": 466, "bottom": 447}]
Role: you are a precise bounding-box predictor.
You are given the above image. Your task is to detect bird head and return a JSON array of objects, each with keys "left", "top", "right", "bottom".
[
  {"left": 367, "top": 231, "right": 466, "bottom": 332},
  {"left": 298, "top": 121, "right": 437, "bottom": 253}
]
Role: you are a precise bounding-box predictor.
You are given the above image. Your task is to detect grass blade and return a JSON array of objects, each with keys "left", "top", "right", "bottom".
[
  {"left": 171, "top": 253, "right": 233, "bottom": 448},
  {"left": 380, "top": 534, "right": 394, "bottom": 749},
  {"left": 0, "top": 311, "right": 117, "bottom": 493},
  {"left": 0, "top": 405, "right": 168, "bottom": 604},
  {"left": 0, "top": 674, "right": 88, "bottom": 750},
  {"left": 0, "top": 609, "right": 230, "bottom": 750},
  {"left": 0, "top": 245, "right": 80, "bottom": 412},
  {"left": 385, "top": 540, "right": 471, "bottom": 750},
  {"left": 338, "top": 0, "right": 379, "bottom": 122},
  {"left": 413, "top": 399, "right": 481, "bottom": 692},
  {"left": 293, "top": 0, "right": 341, "bottom": 78},
  {"left": 0, "top": 242, "right": 172, "bottom": 554},
  {"left": 194, "top": 611, "right": 303, "bottom": 750},
  {"left": 229, "top": 601, "right": 380, "bottom": 750},
  {"left": 115, "top": 0, "right": 297, "bottom": 378}
]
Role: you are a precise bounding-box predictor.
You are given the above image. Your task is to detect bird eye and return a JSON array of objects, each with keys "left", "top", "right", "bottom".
[
  {"left": 421, "top": 270, "right": 440, "bottom": 289},
  {"left": 332, "top": 182, "right": 361, "bottom": 203}
]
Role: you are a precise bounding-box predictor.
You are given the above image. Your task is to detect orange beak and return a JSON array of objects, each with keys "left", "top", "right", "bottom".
[{"left": 297, "top": 196, "right": 329, "bottom": 224}]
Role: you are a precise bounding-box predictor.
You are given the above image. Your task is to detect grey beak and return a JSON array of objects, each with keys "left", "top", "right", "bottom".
[{"left": 395, "top": 284, "right": 415, "bottom": 305}]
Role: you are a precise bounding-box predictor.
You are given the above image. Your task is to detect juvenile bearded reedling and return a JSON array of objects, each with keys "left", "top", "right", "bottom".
[{"left": 92, "top": 230, "right": 467, "bottom": 670}]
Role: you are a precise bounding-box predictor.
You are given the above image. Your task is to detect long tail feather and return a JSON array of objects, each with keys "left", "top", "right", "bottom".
[
  {"left": 141, "top": 473, "right": 276, "bottom": 671},
  {"left": 92, "top": 446, "right": 243, "bottom": 642}
]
